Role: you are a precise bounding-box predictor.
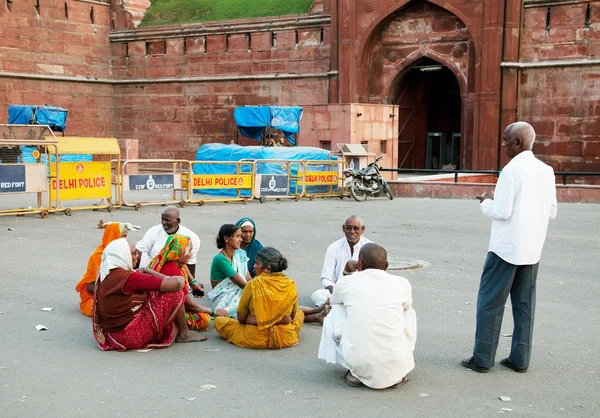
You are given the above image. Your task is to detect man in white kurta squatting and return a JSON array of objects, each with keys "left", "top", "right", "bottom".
[
  {"left": 318, "top": 243, "right": 417, "bottom": 389},
  {"left": 135, "top": 206, "right": 201, "bottom": 279},
  {"left": 311, "top": 215, "right": 372, "bottom": 306}
]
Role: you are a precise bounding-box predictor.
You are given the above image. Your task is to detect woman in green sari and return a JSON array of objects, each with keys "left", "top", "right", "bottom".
[{"left": 208, "top": 224, "right": 252, "bottom": 318}]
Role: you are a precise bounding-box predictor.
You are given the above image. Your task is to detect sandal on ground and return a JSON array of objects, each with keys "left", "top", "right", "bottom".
[{"left": 343, "top": 371, "right": 363, "bottom": 387}]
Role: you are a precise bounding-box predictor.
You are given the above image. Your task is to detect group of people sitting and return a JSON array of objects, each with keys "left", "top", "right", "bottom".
[{"left": 75, "top": 207, "right": 417, "bottom": 389}]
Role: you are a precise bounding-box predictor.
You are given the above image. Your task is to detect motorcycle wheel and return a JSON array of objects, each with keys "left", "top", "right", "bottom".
[
  {"left": 382, "top": 180, "right": 394, "bottom": 200},
  {"left": 350, "top": 180, "right": 368, "bottom": 202}
]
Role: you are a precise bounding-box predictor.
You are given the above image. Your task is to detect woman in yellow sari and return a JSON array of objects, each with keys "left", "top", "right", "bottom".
[
  {"left": 75, "top": 223, "right": 127, "bottom": 316},
  {"left": 214, "top": 247, "right": 329, "bottom": 349}
]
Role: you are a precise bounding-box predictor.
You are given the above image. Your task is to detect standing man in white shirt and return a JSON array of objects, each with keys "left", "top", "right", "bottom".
[
  {"left": 136, "top": 206, "right": 201, "bottom": 278},
  {"left": 311, "top": 215, "right": 372, "bottom": 306},
  {"left": 462, "top": 121, "right": 557, "bottom": 374}
]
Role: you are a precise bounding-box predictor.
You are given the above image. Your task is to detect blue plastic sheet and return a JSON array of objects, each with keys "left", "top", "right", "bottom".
[
  {"left": 234, "top": 106, "right": 303, "bottom": 145},
  {"left": 35, "top": 105, "right": 68, "bottom": 132},
  {"left": 193, "top": 144, "right": 334, "bottom": 196},
  {"left": 7, "top": 104, "right": 68, "bottom": 132},
  {"left": 20, "top": 146, "right": 91, "bottom": 163},
  {"left": 8, "top": 105, "right": 36, "bottom": 125}
]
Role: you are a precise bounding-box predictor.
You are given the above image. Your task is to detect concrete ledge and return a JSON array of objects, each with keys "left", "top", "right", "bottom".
[{"left": 389, "top": 181, "right": 600, "bottom": 203}]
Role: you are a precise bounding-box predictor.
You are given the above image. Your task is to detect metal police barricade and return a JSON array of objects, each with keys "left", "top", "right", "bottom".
[
  {"left": 251, "top": 159, "right": 305, "bottom": 203},
  {"left": 0, "top": 124, "right": 59, "bottom": 218},
  {"left": 48, "top": 136, "right": 121, "bottom": 215},
  {"left": 187, "top": 161, "right": 254, "bottom": 205},
  {"left": 300, "top": 160, "right": 347, "bottom": 200},
  {"left": 120, "top": 159, "right": 189, "bottom": 211}
]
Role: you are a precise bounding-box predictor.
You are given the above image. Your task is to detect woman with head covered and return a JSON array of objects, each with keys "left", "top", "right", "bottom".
[
  {"left": 236, "top": 217, "right": 263, "bottom": 278},
  {"left": 76, "top": 223, "right": 127, "bottom": 317},
  {"left": 93, "top": 238, "right": 206, "bottom": 351}
]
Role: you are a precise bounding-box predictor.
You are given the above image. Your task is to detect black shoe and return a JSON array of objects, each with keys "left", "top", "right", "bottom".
[
  {"left": 500, "top": 358, "right": 528, "bottom": 373},
  {"left": 461, "top": 357, "right": 490, "bottom": 373}
]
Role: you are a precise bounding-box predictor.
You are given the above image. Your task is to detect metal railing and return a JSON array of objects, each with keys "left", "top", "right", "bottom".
[{"left": 380, "top": 168, "right": 600, "bottom": 185}]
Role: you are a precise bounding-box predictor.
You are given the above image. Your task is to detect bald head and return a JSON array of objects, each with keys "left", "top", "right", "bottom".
[
  {"left": 358, "top": 243, "right": 388, "bottom": 271},
  {"left": 344, "top": 215, "right": 363, "bottom": 226},
  {"left": 161, "top": 205, "right": 181, "bottom": 234},
  {"left": 502, "top": 121, "right": 536, "bottom": 158},
  {"left": 162, "top": 205, "right": 180, "bottom": 217}
]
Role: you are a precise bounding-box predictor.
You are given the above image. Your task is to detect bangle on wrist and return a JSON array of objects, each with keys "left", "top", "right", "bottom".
[
  {"left": 210, "top": 308, "right": 215, "bottom": 316},
  {"left": 190, "top": 279, "right": 197, "bottom": 285}
]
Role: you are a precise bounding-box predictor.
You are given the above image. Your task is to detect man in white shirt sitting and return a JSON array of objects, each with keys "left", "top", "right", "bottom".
[
  {"left": 318, "top": 243, "right": 417, "bottom": 389},
  {"left": 462, "top": 121, "right": 557, "bottom": 374},
  {"left": 311, "top": 215, "right": 372, "bottom": 306},
  {"left": 136, "top": 206, "right": 201, "bottom": 278}
]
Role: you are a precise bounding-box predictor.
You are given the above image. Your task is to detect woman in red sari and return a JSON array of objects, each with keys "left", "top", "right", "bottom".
[
  {"left": 148, "top": 234, "right": 227, "bottom": 331},
  {"left": 93, "top": 238, "right": 207, "bottom": 351},
  {"left": 75, "top": 223, "right": 126, "bottom": 317}
]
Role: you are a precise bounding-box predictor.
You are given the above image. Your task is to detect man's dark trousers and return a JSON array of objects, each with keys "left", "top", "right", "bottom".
[{"left": 473, "top": 251, "right": 539, "bottom": 369}]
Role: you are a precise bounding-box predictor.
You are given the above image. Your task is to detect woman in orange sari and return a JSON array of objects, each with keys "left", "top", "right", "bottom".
[
  {"left": 76, "top": 223, "right": 127, "bottom": 316},
  {"left": 148, "top": 234, "right": 227, "bottom": 331},
  {"left": 214, "top": 247, "right": 329, "bottom": 349}
]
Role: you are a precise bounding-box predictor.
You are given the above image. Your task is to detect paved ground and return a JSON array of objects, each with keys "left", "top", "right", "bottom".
[{"left": 1, "top": 196, "right": 598, "bottom": 417}]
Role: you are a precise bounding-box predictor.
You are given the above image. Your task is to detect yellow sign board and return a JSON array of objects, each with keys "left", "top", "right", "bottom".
[
  {"left": 192, "top": 174, "right": 252, "bottom": 189},
  {"left": 50, "top": 162, "right": 112, "bottom": 200},
  {"left": 303, "top": 171, "right": 339, "bottom": 185}
]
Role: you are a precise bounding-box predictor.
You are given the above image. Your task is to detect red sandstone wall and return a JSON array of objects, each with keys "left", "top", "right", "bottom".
[
  {"left": 111, "top": 20, "right": 332, "bottom": 159},
  {"left": 0, "top": 0, "right": 115, "bottom": 136},
  {"left": 518, "top": 2, "right": 600, "bottom": 174}
]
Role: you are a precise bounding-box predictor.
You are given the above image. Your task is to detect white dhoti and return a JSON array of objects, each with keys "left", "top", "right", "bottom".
[
  {"left": 311, "top": 288, "right": 331, "bottom": 306},
  {"left": 317, "top": 305, "right": 348, "bottom": 367}
]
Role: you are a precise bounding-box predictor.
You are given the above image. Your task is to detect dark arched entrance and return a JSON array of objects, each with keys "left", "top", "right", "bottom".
[{"left": 393, "top": 57, "right": 462, "bottom": 170}]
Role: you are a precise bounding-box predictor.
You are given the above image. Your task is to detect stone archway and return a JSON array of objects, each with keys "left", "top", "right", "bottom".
[
  {"left": 357, "top": 0, "right": 475, "bottom": 169},
  {"left": 391, "top": 57, "right": 462, "bottom": 169}
]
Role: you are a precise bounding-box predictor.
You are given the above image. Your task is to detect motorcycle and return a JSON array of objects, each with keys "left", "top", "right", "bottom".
[{"left": 342, "top": 156, "right": 394, "bottom": 202}]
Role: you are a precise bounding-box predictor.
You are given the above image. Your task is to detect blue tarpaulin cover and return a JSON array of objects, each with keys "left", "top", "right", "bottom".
[
  {"left": 193, "top": 144, "right": 335, "bottom": 196},
  {"left": 8, "top": 105, "right": 36, "bottom": 125},
  {"left": 35, "top": 105, "right": 68, "bottom": 132},
  {"left": 7, "top": 104, "right": 68, "bottom": 132},
  {"left": 234, "top": 106, "right": 303, "bottom": 145}
]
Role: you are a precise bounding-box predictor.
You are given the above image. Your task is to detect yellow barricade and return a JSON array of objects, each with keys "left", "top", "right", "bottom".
[
  {"left": 187, "top": 161, "right": 254, "bottom": 205},
  {"left": 119, "top": 159, "right": 190, "bottom": 211},
  {"left": 0, "top": 125, "right": 59, "bottom": 218},
  {"left": 250, "top": 159, "right": 305, "bottom": 203},
  {"left": 47, "top": 136, "right": 121, "bottom": 215},
  {"left": 300, "top": 160, "right": 348, "bottom": 200}
]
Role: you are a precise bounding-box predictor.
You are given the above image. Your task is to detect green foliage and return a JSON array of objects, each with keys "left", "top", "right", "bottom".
[{"left": 141, "top": 0, "right": 314, "bottom": 27}]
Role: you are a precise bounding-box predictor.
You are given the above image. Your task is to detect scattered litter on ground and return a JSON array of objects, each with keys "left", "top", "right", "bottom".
[
  {"left": 285, "top": 390, "right": 293, "bottom": 395},
  {"left": 182, "top": 397, "right": 196, "bottom": 401},
  {"left": 199, "top": 384, "right": 217, "bottom": 391},
  {"left": 292, "top": 241, "right": 297, "bottom": 244},
  {"left": 41, "top": 307, "right": 53, "bottom": 312},
  {"left": 419, "top": 393, "right": 429, "bottom": 397},
  {"left": 34, "top": 324, "right": 48, "bottom": 331},
  {"left": 136, "top": 349, "right": 152, "bottom": 353},
  {"left": 204, "top": 349, "right": 220, "bottom": 352},
  {"left": 501, "top": 333, "right": 512, "bottom": 337},
  {"left": 499, "top": 396, "right": 511, "bottom": 402},
  {"left": 464, "top": 302, "right": 471, "bottom": 305},
  {"left": 305, "top": 397, "right": 319, "bottom": 400},
  {"left": 8, "top": 228, "right": 15, "bottom": 231},
  {"left": 500, "top": 408, "right": 513, "bottom": 412}
]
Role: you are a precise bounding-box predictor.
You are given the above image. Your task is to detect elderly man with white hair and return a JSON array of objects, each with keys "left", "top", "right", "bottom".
[
  {"left": 311, "top": 215, "right": 372, "bottom": 307},
  {"left": 462, "top": 121, "right": 557, "bottom": 374}
]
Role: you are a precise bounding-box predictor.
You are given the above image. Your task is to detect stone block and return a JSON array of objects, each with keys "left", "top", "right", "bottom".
[
  {"left": 186, "top": 37, "right": 206, "bottom": 54},
  {"left": 206, "top": 35, "right": 227, "bottom": 54},
  {"left": 228, "top": 34, "right": 249, "bottom": 52}
]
